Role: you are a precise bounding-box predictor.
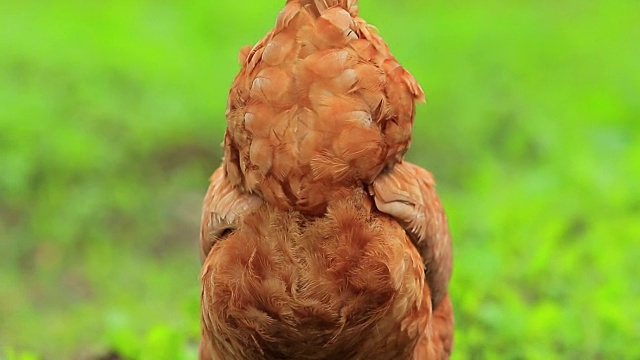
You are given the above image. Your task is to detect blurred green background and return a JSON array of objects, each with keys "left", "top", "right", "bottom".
[{"left": 1, "top": 0, "right": 638, "bottom": 359}]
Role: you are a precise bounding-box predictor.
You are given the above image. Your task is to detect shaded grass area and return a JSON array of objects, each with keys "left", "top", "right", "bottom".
[{"left": 1, "top": 0, "right": 639, "bottom": 358}]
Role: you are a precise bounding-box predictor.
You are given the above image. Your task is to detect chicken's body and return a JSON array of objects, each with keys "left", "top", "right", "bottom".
[{"left": 200, "top": 1, "right": 453, "bottom": 358}]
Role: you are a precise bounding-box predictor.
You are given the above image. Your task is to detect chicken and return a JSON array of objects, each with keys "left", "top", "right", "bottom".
[{"left": 199, "top": 1, "right": 453, "bottom": 359}]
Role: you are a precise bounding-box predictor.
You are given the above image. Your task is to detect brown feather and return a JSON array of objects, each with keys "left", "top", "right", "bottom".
[
  {"left": 370, "top": 161, "right": 453, "bottom": 309},
  {"left": 222, "top": 0, "right": 427, "bottom": 212},
  {"left": 200, "top": 0, "right": 454, "bottom": 358},
  {"left": 200, "top": 167, "right": 263, "bottom": 261},
  {"left": 201, "top": 190, "right": 428, "bottom": 360}
]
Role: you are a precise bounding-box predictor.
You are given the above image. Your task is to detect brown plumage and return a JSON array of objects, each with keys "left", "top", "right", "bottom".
[{"left": 200, "top": 0, "right": 453, "bottom": 358}]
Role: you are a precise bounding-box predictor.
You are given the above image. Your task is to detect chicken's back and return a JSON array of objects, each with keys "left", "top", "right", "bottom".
[
  {"left": 200, "top": 190, "right": 430, "bottom": 360},
  {"left": 224, "top": 0, "right": 424, "bottom": 215}
]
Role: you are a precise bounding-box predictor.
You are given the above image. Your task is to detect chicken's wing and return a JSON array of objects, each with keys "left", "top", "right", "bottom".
[
  {"left": 200, "top": 166, "right": 263, "bottom": 261},
  {"left": 370, "top": 161, "right": 452, "bottom": 309},
  {"left": 413, "top": 293, "right": 454, "bottom": 359}
]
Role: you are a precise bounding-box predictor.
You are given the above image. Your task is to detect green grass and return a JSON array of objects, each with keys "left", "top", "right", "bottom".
[{"left": 1, "top": 0, "right": 638, "bottom": 358}]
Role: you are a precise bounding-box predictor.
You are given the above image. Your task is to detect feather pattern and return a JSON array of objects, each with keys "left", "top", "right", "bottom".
[
  {"left": 370, "top": 161, "right": 453, "bottom": 308},
  {"left": 200, "top": 0, "right": 453, "bottom": 358},
  {"left": 224, "top": 0, "right": 424, "bottom": 213}
]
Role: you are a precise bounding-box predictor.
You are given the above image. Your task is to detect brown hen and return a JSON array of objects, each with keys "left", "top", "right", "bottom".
[{"left": 199, "top": 1, "right": 453, "bottom": 359}]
